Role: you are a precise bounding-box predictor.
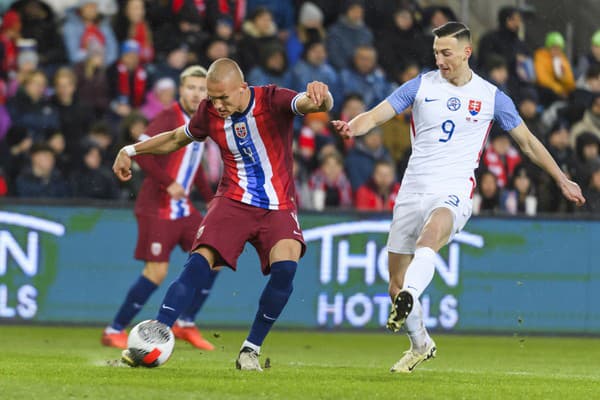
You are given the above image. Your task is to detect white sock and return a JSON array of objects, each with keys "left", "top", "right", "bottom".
[
  {"left": 404, "top": 299, "right": 431, "bottom": 351},
  {"left": 175, "top": 319, "right": 195, "bottom": 328},
  {"left": 402, "top": 247, "right": 436, "bottom": 298},
  {"left": 241, "top": 340, "right": 260, "bottom": 354},
  {"left": 104, "top": 326, "right": 122, "bottom": 334}
]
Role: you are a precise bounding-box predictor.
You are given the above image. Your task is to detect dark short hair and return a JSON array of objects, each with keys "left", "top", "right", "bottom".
[
  {"left": 432, "top": 21, "right": 471, "bottom": 42},
  {"left": 498, "top": 6, "right": 520, "bottom": 27}
]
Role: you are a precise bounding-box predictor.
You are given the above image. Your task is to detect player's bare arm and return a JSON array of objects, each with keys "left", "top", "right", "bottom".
[
  {"left": 295, "top": 81, "right": 334, "bottom": 113},
  {"left": 509, "top": 122, "right": 585, "bottom": 206},
  {"left": 113, "top": 126, "right": 192, "bottom": 182},
  {"left": 332, "top": 100, "right": 396, "bottom": 139}
]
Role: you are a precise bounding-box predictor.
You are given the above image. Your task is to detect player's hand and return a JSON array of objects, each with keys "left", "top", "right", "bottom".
[
  {"left": 306, "top": 81, "right": 329, "bottom": 106},
  {"left": 331, "top": 120, "right": 354, "bottom": 139},
  {"left": 166, "top": 181, "right": 186, "bottom": 200},
  {"left": 559, "top": 178, "right": 586, "bottom": 206},
  {"left": 113, "top": 149, "right": 133, "bottom": 181}
]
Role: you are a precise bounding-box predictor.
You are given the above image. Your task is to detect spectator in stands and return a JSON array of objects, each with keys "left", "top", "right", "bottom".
[
  {"left": 472, "top": 169, "right": 500, "bottom": 215},
  {"left": 10, "top": 0, "right": 66, "bottom": 68},
  {"left": 534, "top": 31, "right": 575, "bottom": 100},
  {"left": 0, "top": 10, "right": 21, "bottom": 79},
  {"left": 116, "top": 111, "right": 147, "bottom": 198},
  {"left": 290, "top": 40, "right": 340, "bottom": 109},
  {"left": 482, "top": 127, "right": 522, "bottom": 189},
  {"left": 205, "top": 1, "right": 246, "bottom": 34},
  {"left": 309, "top": 151, "right": 353, "bottom": 209},
  {"left": 52, "top": 67, "right": 93, "bottom": 162},
  {"left": 150, "top": 43, "right": 189, "bottom": 86},
  {"left": 7, "top": 44, "right": 39, "bottom": 97},
  {"left": 326, "top": 0, "right": 373, "bottom": 71},
  {"left": 484, "top": 55, "right": 510, "bottom": 95},
  {"left": 107, "top": 39, "right": 148, "bottom": 117},
  {"left": 70, "top": 141, "right": 120, "bottom": 199},
  {"left": 286, "top": 2, "right": 326, "bottom": 67},
  {"left": 0, "top": 84, "right": 9, "bottom": 140},
  {"left": 308, "top": 0, "right": 343, "bottom": 27},
  {"left": 575, "top": 30, "right": 600, "bottom": 79},
  {"left": 538, "top": 121, "right": 577, "bottom": 213},
  {"left": 113, "top": 0, "right": 153, "bottom": 64},
  {"left": 566, "top": 64, "right": 600, "bottom": 125},
  {"left": 211, "top": 17, "right": 238, "bottom": 60},
  {"left": 340, "top": 44, "right": 391, "bottom": 109},
  {"left": 574, "top": 132, "right": 600, "bottom": 185},
  {"left": 73, "top": 40, "right": 110, "bottom": 118},
  {"left": 344, "top": 127, "right": 392, "bottom": 190},
  {"left": 354, "top": 159, "right": 400, "bottom": 211},
  {"left": 376, "top": 7, "right": 428, "bottom": 84},
  {"left": 478, "top": 7, "right": 533, "bottom": 89},
  {"left": 1, "top": 126, "right": 31, "bottom": 187},
  {"left": 152, "top": 0, "right": 208, "bottom": 63},
  {"left": 247, "top": 44, "right": 292, "bottom": 88},
  {"left": 581, "top": 161, "right": 600, "bottom": 213},
  {"left": 517, "top": 87, "right": 545, "bottom": 141},
  {"left": 500, "top": 164, "right": 537, "bottom": 215},
  {"left": 7, "top": 70, "right": 59, "bottom": 143},
  {"left": 571, "top": 94, "right": 600, "bottom": 147},
  {"left": 297, "top": 111, "right": 332, "bottom": 170},
  {"left": 140, "top": 77, "right": 176, "bottom": 121},
  {"left": 293, "top": 154, "right": 312, "bottom": 210},
  {"left": 237, "top": 7, "right": 280, "bottom": 72},
  {"left": 247, "top": 0, "right": 295, "bottom": 38},
  {"left": 62, "top": 0, "right": 118, "bottom": 66},
  {"left": 15, "top": 143, "right": 69, "bottom": 198},
  {"left": 46, "top": 130, "right": 68, "bottom": 176},
  {"left": 199, "top": 37, "right": 232, "bottom": 67},
  {"left": 81, "top": 121, "right": 115, "bottom": 167}
]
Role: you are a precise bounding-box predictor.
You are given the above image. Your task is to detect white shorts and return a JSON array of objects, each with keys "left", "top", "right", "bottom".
[{"left": 387, "top": 192, "right": 473, "bottom": 254}]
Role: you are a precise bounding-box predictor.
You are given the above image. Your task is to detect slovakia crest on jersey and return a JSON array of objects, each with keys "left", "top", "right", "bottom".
[
  {"left": 234, "top": 122, "right": 248, "bottom": 139},
  {"left": 468, "top": 100, "right": 481, "bottom": 116}
]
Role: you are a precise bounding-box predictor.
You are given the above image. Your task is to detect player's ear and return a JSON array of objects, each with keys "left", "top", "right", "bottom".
[{"left": 464, "top": 45, "right": 473, "bottom": 60}]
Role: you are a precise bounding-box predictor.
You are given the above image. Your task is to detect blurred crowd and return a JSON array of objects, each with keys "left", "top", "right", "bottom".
[{"left": 1, "top": 0, "right": 600, "bottom": 215}]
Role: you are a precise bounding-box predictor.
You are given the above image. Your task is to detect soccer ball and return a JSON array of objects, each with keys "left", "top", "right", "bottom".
[{"left": 125, "top": 320, "right": 175, "bottom": 368}]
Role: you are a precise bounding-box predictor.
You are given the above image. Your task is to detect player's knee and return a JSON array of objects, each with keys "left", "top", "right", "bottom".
[
  {"left": 270, "top": 239, "right": 302, "bottom": 263},
  {"left": 143, "top": 262, "right": 169, "bottom": 285}
]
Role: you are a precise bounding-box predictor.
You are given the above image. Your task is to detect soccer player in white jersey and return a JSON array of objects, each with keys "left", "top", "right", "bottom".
[{"left": 332, "top": 22, "right": 585, "bottom": 373}]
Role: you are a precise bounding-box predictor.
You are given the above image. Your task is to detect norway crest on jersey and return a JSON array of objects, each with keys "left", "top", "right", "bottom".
[
  {"left": 234, "top": 122, "right": 248, "bottom": 139},
  {"left": 468, "top": 99, "right": 482, "bottom": 116}
]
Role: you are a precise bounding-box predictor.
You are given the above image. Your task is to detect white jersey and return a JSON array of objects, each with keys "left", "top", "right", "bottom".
[{"left": 387, "top": 70, "right": 522, "bottom": 196}]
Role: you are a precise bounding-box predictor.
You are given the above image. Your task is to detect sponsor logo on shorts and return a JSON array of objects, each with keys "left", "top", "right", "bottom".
[
  {"left": 151, "top": 242, "right": 162, "bottom": 256},
  {"left": 196, "top": 225, "right": 205, "bottom": 239}
]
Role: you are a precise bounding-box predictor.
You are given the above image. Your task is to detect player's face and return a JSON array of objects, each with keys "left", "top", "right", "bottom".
[
  {"left": 207, "top": 78, "right": 247, "bottom": 118},
  {"left": 433, "top": 36, "right": 472, "bottom": 81},
  {"left": 179, "top": 76, "right": 207, "bottom": 114}
]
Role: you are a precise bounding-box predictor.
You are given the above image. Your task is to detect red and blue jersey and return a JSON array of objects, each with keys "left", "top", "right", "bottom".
[
  {"left": 135, "top": 102, "right": 213, "bottom": 219},
  {"left": 185, "top": 85, "right": 303, "bottom": 210}
]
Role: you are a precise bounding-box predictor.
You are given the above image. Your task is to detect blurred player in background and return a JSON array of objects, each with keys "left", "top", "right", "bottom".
[
  {"left": 113, "top": 58, "right": 333, "bottom": 371},
  {"left": 332, "top": 22, "right": 585, "bottom": 373},
  {"left": 102, "top": 66, "right": 217, "bottom": 351}
]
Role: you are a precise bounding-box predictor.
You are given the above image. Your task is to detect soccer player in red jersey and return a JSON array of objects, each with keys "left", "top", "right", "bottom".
[
  {"left": 114, "top": 58, "right": 333, "bottom": 370},
  {"left": 102, "top": 66, "right": 217, "bottom": 351}
]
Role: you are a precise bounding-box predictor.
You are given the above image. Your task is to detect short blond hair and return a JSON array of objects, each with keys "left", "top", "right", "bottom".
[{"left": 180, "top": 65, "right": 208, "bottom": 85}]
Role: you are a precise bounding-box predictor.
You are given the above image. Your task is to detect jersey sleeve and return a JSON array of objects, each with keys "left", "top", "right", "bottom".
[
  {"left": 271, "top": 86, "right": 303, "bottom": 116},
  {"left": 184, "top": 100, "right": 209, "bottom": 141},
  {"left": 494, "top": 90, "right": 523, "bottom": 131},
  {"left": 385, "top": 75, "right": 421, "bottom": 114}
]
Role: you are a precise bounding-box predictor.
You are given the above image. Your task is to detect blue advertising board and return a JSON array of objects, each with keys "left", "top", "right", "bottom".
[{"left": 0, "top": 204, "right": 598, "bottom": 334}]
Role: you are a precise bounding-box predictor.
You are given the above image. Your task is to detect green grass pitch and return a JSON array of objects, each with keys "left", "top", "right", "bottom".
[{"left": 0, "top": 325, "right": 598, "bottom": 399}]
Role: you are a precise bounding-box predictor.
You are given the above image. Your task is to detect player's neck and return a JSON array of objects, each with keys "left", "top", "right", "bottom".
[
  {"left": 447, "top": 68, "right": 473, "bottom": 87},
  {"left": 237, "top": 87, "right": 252, "bottom": 113}
]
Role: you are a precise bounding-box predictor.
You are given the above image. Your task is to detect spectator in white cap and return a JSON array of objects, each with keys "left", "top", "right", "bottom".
[{"left": 286, "top": 2, "right": 326, "bottom": 66}]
